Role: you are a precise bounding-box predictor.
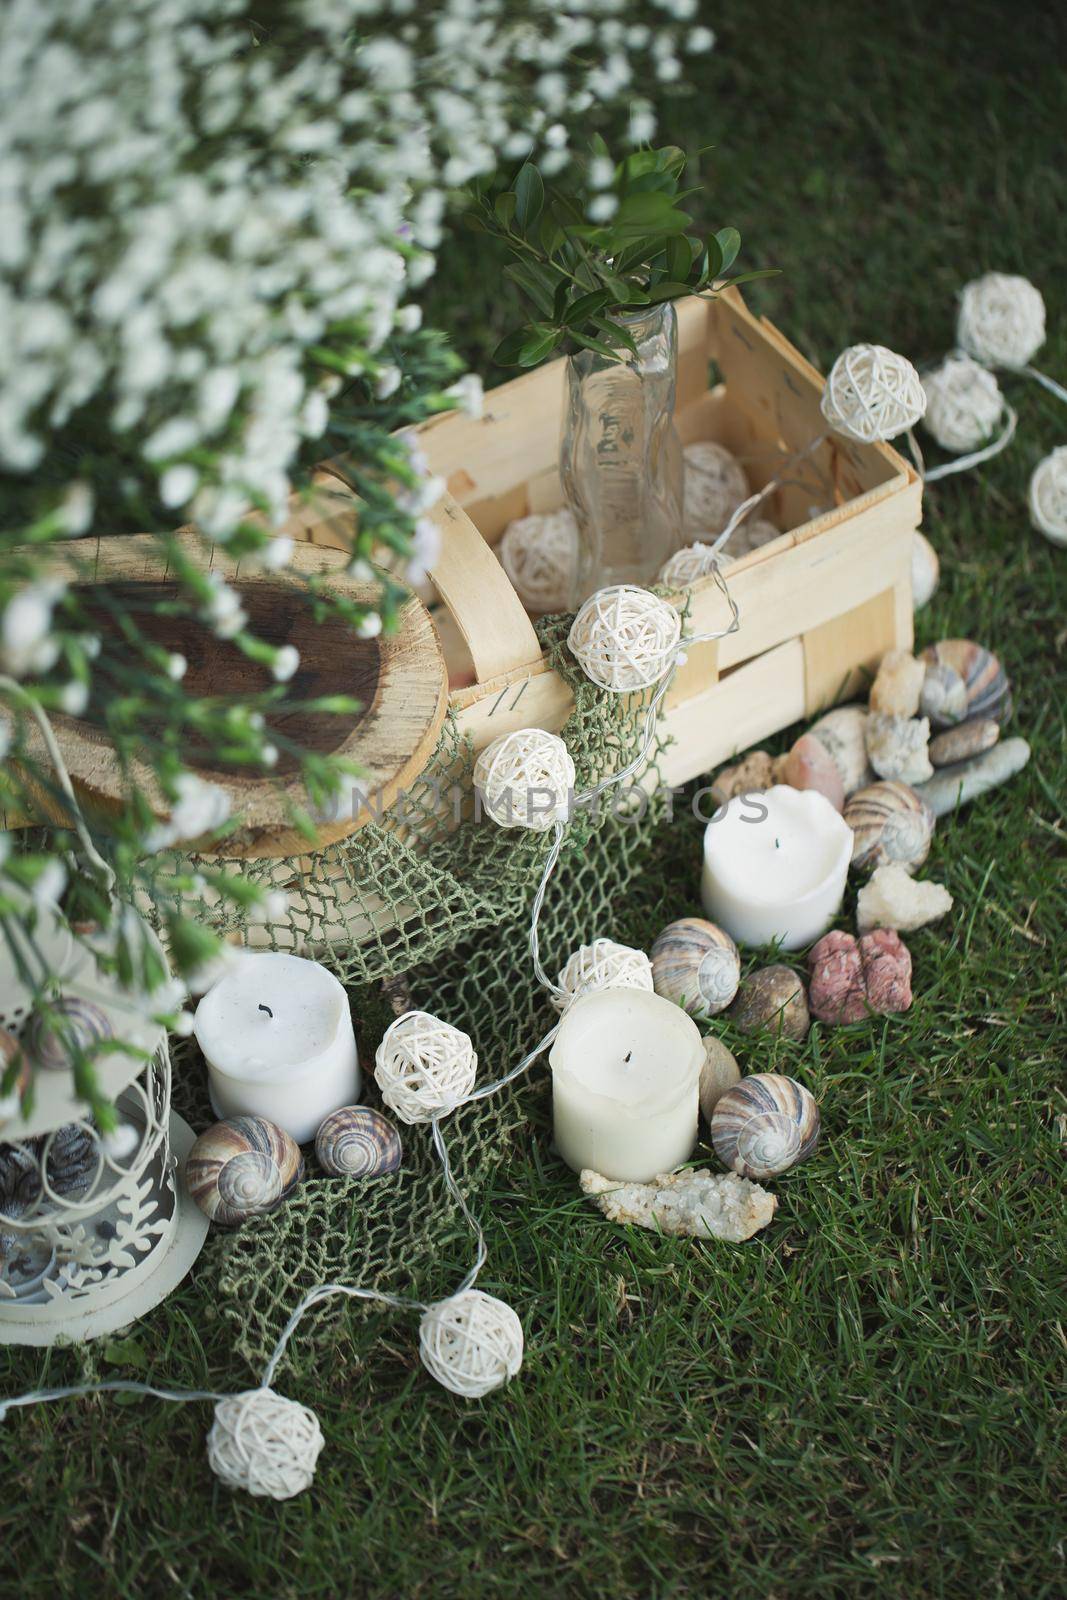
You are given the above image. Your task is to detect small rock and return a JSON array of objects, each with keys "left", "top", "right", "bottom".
[
  {"left": 911, "top": 531, "right": 940, "bottom": 609},
  {"left": 710, "top": 750, "right": 776, "bottom": 806},
  {"left": 580, "top": 1166, "right": 777, "bottom": 1242},
  {"left": 807, "top": 704, "right": 874, "bottom": 795},
  {"left": 912, "top": 737, "right": 1031, "bottom": 818},
  {"left": 920, "top": 662, "right": 968, "bottom": 728},
  {"left": 856, "top": 863, "right": 953, "bottom": 934},
  {"left": 807, "top": 930, "right": 868, "bottom": 1024},
  {"left": 781, "top": 733, "right": 845, "bottom": 812},
  {"left": 698, "top": 1036, "right": 741, "bottom": 1122},
  {"left": 870, "top": 649, "right": 926, "bottom": 718},
  {"left": 866, "top": 711, "right": 934, "bottom": 785},
  {"left": 928, "top": 718, "right": 1000, "bottom": 767},
  {"left": 729, "top": 965, "right": 810, "bottom": 1042},
  {"left": 807, "top": 927, "right": 913, "bottom": 1021},
  {"left": 858, "top": 929, "right": 913, "bottom": 1014}
]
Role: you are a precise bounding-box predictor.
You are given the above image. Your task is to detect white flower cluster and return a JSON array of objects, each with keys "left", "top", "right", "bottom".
[{"left": 0, "top": 0, "right": 709, "bottom": 545}]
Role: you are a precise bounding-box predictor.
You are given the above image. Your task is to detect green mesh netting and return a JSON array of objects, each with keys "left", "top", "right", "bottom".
[{"left": 171, "top": 614, "right": 685, "bottom": 1374}]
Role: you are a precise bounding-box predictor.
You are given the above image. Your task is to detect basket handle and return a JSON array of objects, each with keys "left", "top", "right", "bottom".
[{"left": 425, "top": 495, "right": 543, "bottom": 683}]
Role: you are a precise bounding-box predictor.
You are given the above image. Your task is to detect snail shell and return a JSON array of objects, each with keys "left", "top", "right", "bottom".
[
  {"left": 185, "top": 1115, "right": 303, "bottom": 1229},
  {"left": 920, "top": 640, "right": 1011, "bottom": 725},
  {"left": 25, "top": 998, "right": 112, "bottom": 1072},
  {"left": 651, "top": 918, "right": 740, "bottom": 1020},
  {"left": 843, "top": 781, "right": 935, "bottom": 875},
  {"left": 711, "top": 1073, "right": 820, "bottom": 1180},
  {"left": 315, "top": 1106, "right": 402, "bottom": 1179}
]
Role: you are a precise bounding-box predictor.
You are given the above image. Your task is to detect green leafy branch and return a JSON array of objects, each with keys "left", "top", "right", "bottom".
[{"left": 466, "top": 140, "right": 777, "bottom": 368}]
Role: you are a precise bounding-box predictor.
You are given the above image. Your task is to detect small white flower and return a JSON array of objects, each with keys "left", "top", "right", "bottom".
[
  {"left": 171, "top": 1010, "right": 196, "bottom": 1038},
  {"left": 446, "top": 373, "right": 484, "bottom": 419},
  {"left": 349, "top": 557, "right": 375, "bottom": 581},
  {"left": 688, "top": 26, "right": 716, "bottom": 52},
  {"left": 1, "top": 581, "right": 66, "bottom": 677},
  {"left": 159, "top": 464, "right": 199, "bottom": 508},
  {"left": 248, "top": 888, "right": 289, "bottom": 926},
  {"left": 356, "top": 612, "right": 383, "bottom": 640},
  {"left": 260, "top": 743, "right": 279, "bottom": 768},
  {"left": 407, "top": 515, "right": 442, "bottom": 584},
  {"left": 272, "top": 644, "right": 300, "bottom": 682},
  {"left": 32, "top": 859, "right": 67, "bottom": 908},
  {"left": 58, "top": 681, "right": 88, "bottom": 715},
  {"left": 256, "top": 536, "right": 294, "bottom": 572},
  {"left": 60, "top": 481, "right": 94, "bottom": 536},
  {"left": 101, "top": 1123, "right": 140, "bottom": 1161},
  {"left": 590, "top": 156, "right": 615, "bottom": 190},
  {"left": 374, "top": 364, "right": 402, "bottom": 400},
  {"left": 588, "top": 194, "right": 619, "bottom": 223},
  {"left": 629, "top": 105, "right": 656, "bottom": 144},
  {"left": 143, "top": 772, "right": 231, "bottom": 852},
  {"left": 167, "top": 653, "right": 187, "bottom": 680},
  {"left": 396, "top": 304, "right": 422, "bottom": 333}
]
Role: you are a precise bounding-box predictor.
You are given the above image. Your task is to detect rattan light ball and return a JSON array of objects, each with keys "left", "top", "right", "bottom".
[
  {"left": 821, "top": 344, "right": 926, "bottom": 443},
  {"left": 658, "top": 542, "right": 719, "bottom": 588},
  {"left": 419, "top": 1289, "right": 524, "bottom": 1398},
  {"left": 922, "top": 355, "right": 1004, "bottom": 452},
  {"left": 473, "top": 728, "right": 575, "bottom": 830},
  {"left": 374, "top": 1011, "right": 478, "bottom": 1123},
  {"left": 568, "top": 585, "right": 682, "bottom": 692},
  {"left": 957, "top": 273, "right": 1045, "bottom": 369},
  {"left": 206, "top": 1388, "right": 324, "bottom": 1500},
  {"left": 552, "top": 938, "right": 655, "bottom": 1013},
  {"left": 499, "top": 509, "right": 577, "bottom": 614},
  {"left": 683, "top": 441, "right": 749, "bottom": 533},
  {"left": 1028, "top": 446, "right": 1067, "bottom": 547}
]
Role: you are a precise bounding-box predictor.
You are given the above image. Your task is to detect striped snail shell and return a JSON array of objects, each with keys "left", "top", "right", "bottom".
[
  {"left": 843, "top": 781, "right": 935, "bottom": 876},
  {"left": 315, "top": 1106, "right": 402, "bottom": 1180},
  {"left": 711, "top": 1073, "right": 820, "bottom": 1180},
  {"left": 651, "top": 918, "right": 740, "bottom": 1021},
  {"left": 185, "top": 1115, "right": 303, "bottom": 1229},
  {"left": 25, "top": 998, "right": 112, "bottom": 1072},
  {"left": 920, "top": 639, "right": 1011, "bottom": 726}
]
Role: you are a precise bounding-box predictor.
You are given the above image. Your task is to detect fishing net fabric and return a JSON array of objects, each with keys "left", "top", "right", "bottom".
[{"left": 171, "top": 614, "right": 684, "bottom": 1373}]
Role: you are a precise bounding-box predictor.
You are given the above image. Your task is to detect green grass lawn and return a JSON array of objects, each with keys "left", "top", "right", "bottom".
[{"left": 2, "top": 1, "right": 1065, "bottom": 1594}]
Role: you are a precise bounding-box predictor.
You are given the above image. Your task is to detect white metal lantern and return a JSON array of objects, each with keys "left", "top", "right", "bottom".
[{"left": 0, "top": 900, "right": 207, "bottom": 1345}]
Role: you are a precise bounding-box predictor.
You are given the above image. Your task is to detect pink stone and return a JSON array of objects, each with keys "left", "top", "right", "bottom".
[
  {"left": 783, "top": 733, "right": 846, "bottom": 812},
  {"left": 859, "top": 928, "right": 912, "bottom": 1015},
  {"left": 807, "top": 931, "right": 868, "bottom": 1024}
]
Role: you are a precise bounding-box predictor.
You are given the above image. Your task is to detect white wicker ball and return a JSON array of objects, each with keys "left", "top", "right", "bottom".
[
  {"left": 473, "top": 728, "right": 575, "bottom": 830},
  {"left": 419, "top": 1290, "right": 524, "bottom": 1398},
  {"left": 374, "top": 1011, "right": 478, "bottom": 1123},
  {"left": 499, "top": 509, "right": 577, "bottom": 614},
  {"left": 658, "top": 542, "right": 719, "bottom": 588},
  {"left": 1028, "top": 446, "right": 1067, "bottom": 547},
  {"left": 552, "top": 938, "right": 655, "bottom": 1014},
  {"left": 206, "top": 1388, "right": 324, "bottom": 1500},
  {"left": 957, "top": 273, "right": 1045, "bottom": 369},
  {"left": 682, "top": 441, "right": 749, "bottom": 533},
  {"left": 922, "top": 355, "right": 1004, "bottom": 452},
  {"left": 821, "top": 344, "right": 926, "bottom": 443},
  {"left": 568, "top": 585, "right": 682, "bottom": 692}
]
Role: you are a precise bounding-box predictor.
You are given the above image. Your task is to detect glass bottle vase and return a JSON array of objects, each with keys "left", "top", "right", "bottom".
[{"left": 560, "top": 302, "right": 684, "bottom": 605}]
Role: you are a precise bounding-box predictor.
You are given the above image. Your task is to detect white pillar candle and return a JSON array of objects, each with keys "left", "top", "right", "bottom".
[
  {"left": 701, "top": 784, "right": 852, "bottom": 950},
  {"left": 549, "top": 990, "right": 703, "bottom": 1182},
  {"left": 194, "top": 953, "right": 359, "bottom": 1144}
]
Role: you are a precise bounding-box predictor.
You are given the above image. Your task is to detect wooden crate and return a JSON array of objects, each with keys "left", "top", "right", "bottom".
[{"left": 311, "top": 289, "right": 922, "bottom": 793}]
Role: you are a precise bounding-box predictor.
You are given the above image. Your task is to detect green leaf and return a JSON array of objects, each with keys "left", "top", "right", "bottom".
[
  {"left": 514, "top": 164, "right": 545, "bottom": 235},
  {"left": 665, "top": 236, "right": 691, "bottom": 281},
  {"left": 492, "top": 328, "right": 532, "bottom": 366},
  {"left": 719, "top": 268, "right": 782, "bottom": 289},
  {"left": 643, "top": 280, "right": 692, "bottom": 304},
  {"left": 518, "top": 324, "right": 560, "bottom": 365},
  {"left": 504, "top": 260, "right": 557, "bottom": 317},
  {"left": 101, "top": 1337, "right": 148, "bottom": 1371},
  {"left": 715, "top": 227, "right": 741, "bottom": 273},
  {"left": 569, "top": 329, "right": 626, "bottom": 361},
  {"left": 565, "top": 288, "right": 612, "bottom": 325},
  {"left": 613, "top": 192, "right": 692, "bottom": 239},
  {"left": 494, "top": 191, "right": 516, "bottom": 228}
]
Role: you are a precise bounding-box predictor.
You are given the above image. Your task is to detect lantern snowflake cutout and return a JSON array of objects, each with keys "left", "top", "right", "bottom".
[
  {"left": 473, "top": 729, "right": 575, "bottom": 830},
  {"left": 419, "top": 1289, "right": 524, "bottom": 1399},
  {"left": 820, "top": 344, "right": 927, "bottom": 443},
  {"left": 1029, "top": 447, "right": 1067, "bottom": 548},
  {"left": 957, "top": 273, "right": 1046, "bottom": 369},
  {"left": 206, "top": 1388, "right": 325, "bottom": 1500},
  {"left": 568, "top": 585, "right": 682, "bottom": 692},
  {"left": 552, "top": 939, "right": 655, "bottom": 1014},
  {"left": 374, "top": 1011, "right": 478, "bottom": 1124}
]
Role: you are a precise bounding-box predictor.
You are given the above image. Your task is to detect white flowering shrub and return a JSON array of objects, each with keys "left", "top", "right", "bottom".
[{"left": 0, "top": 0, "right": 712, "bottom": 1113}]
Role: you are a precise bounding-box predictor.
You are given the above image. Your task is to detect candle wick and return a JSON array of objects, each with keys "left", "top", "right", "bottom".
[
  {"left": 258, "top": 1004, "right": 274, "bottom": 1019},
  {"left": 623, "top": 1051, "right": 632, "bottom": 1064},
  {"left": 774, "top": 837, "right": 781, "bottom": 849}
]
